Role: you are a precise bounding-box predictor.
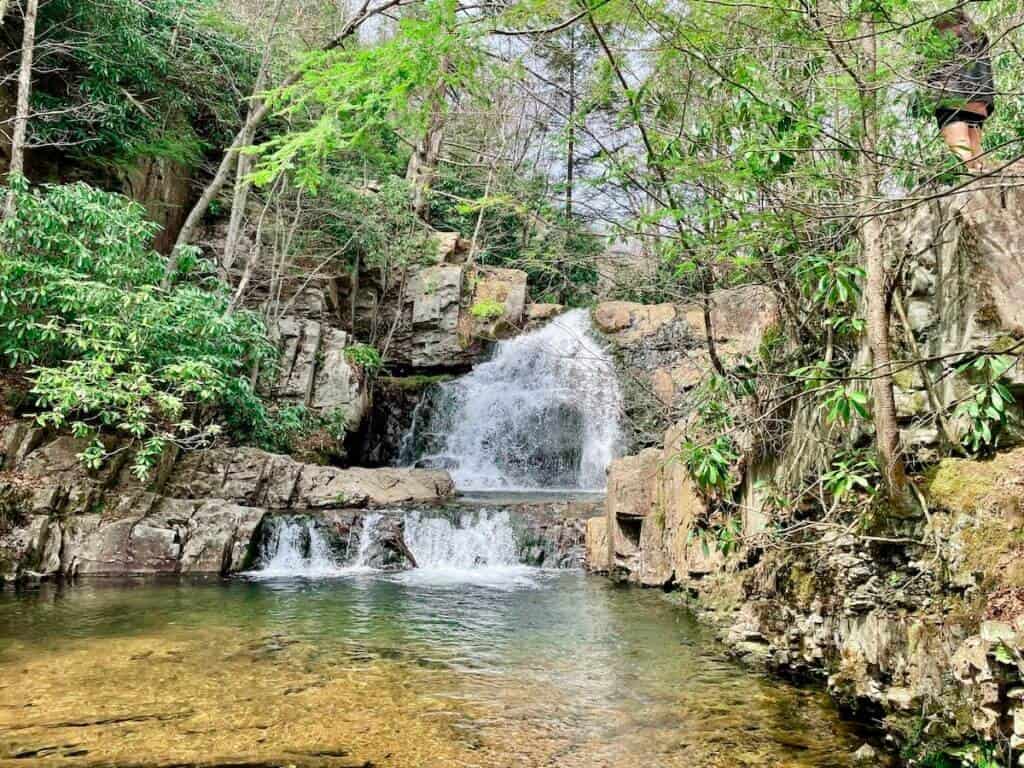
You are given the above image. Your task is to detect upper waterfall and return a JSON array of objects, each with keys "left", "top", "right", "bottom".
[{"left": 400, "top": 309, "right": 623, "bottom": 491}]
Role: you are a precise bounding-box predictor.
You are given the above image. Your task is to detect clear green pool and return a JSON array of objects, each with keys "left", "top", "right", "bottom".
[{"left": 0, "top": 571, "right": 860, "bottom": 767}]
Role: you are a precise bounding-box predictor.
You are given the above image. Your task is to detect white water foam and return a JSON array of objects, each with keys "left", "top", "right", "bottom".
[
  {"left": 247, "top": 511, "right": 541, "bottom": 590},
  {"left": 400, "top": 309, "right": 623, "bottom": 492},
  {"left": 394, "top": 510, "right": 540, "bottom": 590},
  {"left": 245, "top": 514, "right": 382, "bottom": 579}
]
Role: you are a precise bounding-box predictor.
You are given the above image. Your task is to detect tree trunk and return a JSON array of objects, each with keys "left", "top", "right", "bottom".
[
  {"left": 4, "top": 0, "right": 38, "bottom": 218},
  {"left": 406, "top": 72, "right": 448, "bottom": 221},
  {"left": 222, "top": 4, "right": 281, "bottom": 273},
  {"left": 859, "top": 19, "right": 905, "bottom": 503},
  {"left": 167, "top": 0, "right": 404, "bottom": 271},
  {"left": 565, "top": 27, "right": 575, "bottom": 218}
]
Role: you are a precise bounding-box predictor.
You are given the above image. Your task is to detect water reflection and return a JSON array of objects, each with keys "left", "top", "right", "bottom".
[{"left": 0, "top": 573, "right": 859, "bottom": 767}]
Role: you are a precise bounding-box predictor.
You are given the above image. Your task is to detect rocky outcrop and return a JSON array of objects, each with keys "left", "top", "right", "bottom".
[
  {"left": 499, "top": 497, "right": 602, "bottom": 568},
  {"left": 120, "top": 156, "right": 193, "bottom": 254},
  {"left": 356, "top": 375, "right": 454, "bottom": 466},
  {"left": 339, "top": 232, "right": 529, "bottom": 370},
  {"left": 593, "top": 422, "right": 722, "bottom": 587},
  {"left": 165, "top": 446, "right": 453, "bottom": 509},
  {"left": 268, "top": 319, "right": 368, "bottom": 430},
  {"left": 888, "top": 169, "right": 1024, "bottom": 455},
  {"left": 0, "top": 422, "right": 454, "bottom": 581},
  {"left": 586, "top": 174, "right": 1024, "bottom": 759},
  {"left": 592, "top": 286, "right": 779, "bottom": 446}
]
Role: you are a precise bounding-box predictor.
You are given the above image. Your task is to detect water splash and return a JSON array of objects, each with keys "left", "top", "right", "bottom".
[
  {"left": 247, "top": 515, "right": 382, "bottom": 579},
  {"left": 351, "top": 512, "right": 382, "bottom": 570},
  {"left": 400, "top": 309, "right": 623, "bottom": 491},
  {"left": 397, "top": 510, "right": 540, "bottom": 589},
  {"left": 247, "top": 511, "right": 544, "bottom": 589}
]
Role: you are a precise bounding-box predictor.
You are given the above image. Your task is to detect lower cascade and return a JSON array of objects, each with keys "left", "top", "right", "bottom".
[
  {"left": 399, "top": 309, "right": 623, "bottom": 491},
  {"left": 252, "top": 514, "right": 383, "bottom": 578},
  {"left": 248, "top": 510, "right": 552, "bottom": 586},
  {"left": 402, "top": 510, "right": 519, "bottom": 569}
]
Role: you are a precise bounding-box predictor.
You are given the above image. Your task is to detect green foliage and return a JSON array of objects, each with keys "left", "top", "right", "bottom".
[
  {"left": 429, "top": 170, "right": 601, "bottom": 306},
  {"left": 0, "top": 180, "right": 274, "bottom": 478},
  {"left": 682, "top": 435, "right": 739, "bottom": 494},
  {"left": 249, "top": 404, "right": 314, "bottom": 455},
  {"left": 823, "top": 385, "right": 870, "bottom": 425},
  {"left": 344, "top": 343, "right": 383, "bottom": 372},
  {"left": 297, "top": 174, "right": 437, "bottom": 275},
  {"left": 29, "top": 0, "right": 254, "bottom": 164},
  {"left": 470, "top": 299, "right": 505, "bottom": 320},
  {"left": 954, "top": 354, "right": 1017, "bottom": 455},
  {"left": 251, "top": 0, "right": 482, "bottom": 191},
  {"left": 822, "top": 450, "right": 879, "bottom": 504},
  {"left": 687, "top": 514, "right": 743, "bottom": 558}
]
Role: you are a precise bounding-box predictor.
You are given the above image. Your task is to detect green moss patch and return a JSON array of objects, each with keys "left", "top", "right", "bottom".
[{"left": 926, "top": 449, "right": 1024, "bottom": 519}]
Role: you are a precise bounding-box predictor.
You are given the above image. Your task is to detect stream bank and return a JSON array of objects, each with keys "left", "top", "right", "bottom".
[{"left": 584, "top": 172, "right": 1024, "bottom": 763}]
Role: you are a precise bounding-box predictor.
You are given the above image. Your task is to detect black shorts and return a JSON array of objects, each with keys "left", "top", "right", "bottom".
[{"left": 936, "top": 107, "right": 987, "bottom": 129}]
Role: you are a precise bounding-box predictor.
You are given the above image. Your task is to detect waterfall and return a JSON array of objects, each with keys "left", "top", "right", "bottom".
[
  {"left": 247, "top": 511, "right": 543, "bottom": 588},
  {"left": 400, "top": 309, "right": 623, "bottom": 491},
  {"left": 249, "top": 514, "right": 382, "bottom": 578},
  {"left": 397, "top": 510, "right": 539, "bottom": 589},
  {"left": 351, "top": 512, "right": 382, "bottom": 569},
  {"left": 253, "top": 517, "right": 342, "bottom": 578},
  {"left": 403, "top": 510, "right": 519, "bottom": 569}
]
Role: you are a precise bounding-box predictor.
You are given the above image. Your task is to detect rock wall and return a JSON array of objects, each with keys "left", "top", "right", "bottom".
[
  {"left": 585, "top": 173, "right": 1024, "bottom": 759},
  {"left": 0, "top": 422, "right": 454, "bottom": 581},
  {"left": 888, "top": 173, "right": 1024, "bottom": 457},
  {"left": 337, "top": 232, "right": 530, "bottom": 371},
  {"left": 592, "top": 286, "right": 778, "bottom": 447}
]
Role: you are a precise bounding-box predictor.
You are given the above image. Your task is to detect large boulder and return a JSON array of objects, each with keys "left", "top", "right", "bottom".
[
  {"left": 166, "top": 446, "right": 453, "bottom": 509},
  {"left": 598, "top": 423, "right": 722, "bottom": 586},
  {"left": 33, "top": 496, "right": 265, "bottom": 577},
  {"left": 338, "top": 232, "right": 530, "bottom": 371},
  {"left": 592, "top": 287, "right": 779, "bottom": 444}
]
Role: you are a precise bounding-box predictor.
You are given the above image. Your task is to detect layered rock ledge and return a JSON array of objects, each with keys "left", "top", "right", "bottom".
[{"left": 0, "top": 422, "right": 454, "bottom": 581}]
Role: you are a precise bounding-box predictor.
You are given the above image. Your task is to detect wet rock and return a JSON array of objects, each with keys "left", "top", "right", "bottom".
[
  {"left": 1, "top": 425, "right": 455, "bottom": 578},
  {"left": 525, "top": 303, "right": 565, "bottom": 327},
  {"left": 584, "top": 516, "right": 610, "bottom": 573},
  {"left": 852, "top": 744, "right": 879, "bottom": 765}
]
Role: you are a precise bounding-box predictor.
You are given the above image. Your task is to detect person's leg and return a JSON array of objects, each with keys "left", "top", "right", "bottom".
[
  {"left": 941, "top": 120, "right": 974, "bottom": 164},
  {"left": 967, "top": 125, "right": 984, "bottom": 168}
]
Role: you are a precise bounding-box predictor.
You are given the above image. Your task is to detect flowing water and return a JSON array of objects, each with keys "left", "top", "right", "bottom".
[
  {"left": 0, "top": 312, "right": 862, "bottom": 767},
  {"left": 399, "top": 309, "right": 624, "bottom": 491},
  {"left": 0, "top": 571, "right": 860, "bottom": 768}
]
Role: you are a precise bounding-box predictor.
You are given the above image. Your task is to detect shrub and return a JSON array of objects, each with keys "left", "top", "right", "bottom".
[
  {"left": 344, "top": 343, "right": 383, "bottom": 371},
  {"left": 469, "top": 299, "right": 505, "bottom": 320},
  {"left": 0, "top": 180, "right": 275, "bottom": 478}
]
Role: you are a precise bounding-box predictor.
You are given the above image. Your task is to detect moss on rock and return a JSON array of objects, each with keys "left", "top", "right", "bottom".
[{"left": 926, "top": 449, "right": 1024, "bottom": 519}]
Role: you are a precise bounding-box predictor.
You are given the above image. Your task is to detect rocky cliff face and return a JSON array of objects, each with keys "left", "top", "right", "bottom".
[
  {"left": 592, "top": 286, "right": 779, "bottom": 447},
  {"left": 586, "top": 174, "right": 1024, "bottom": 759},
  {"left": 336, "top": 232, "right": 531, "bottom": 371},
  {"left": 0, "top": 422, "right": 454, "bottom": 581}
]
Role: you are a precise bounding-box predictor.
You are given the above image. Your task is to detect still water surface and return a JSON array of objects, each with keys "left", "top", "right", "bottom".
[{"left": 0, "top": 572, "right": 859, "bottom": 767}]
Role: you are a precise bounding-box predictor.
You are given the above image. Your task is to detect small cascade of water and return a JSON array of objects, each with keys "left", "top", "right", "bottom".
[
  {"left": 351, "top": 512, "right": 382, "bottom": 570},
  {"left": 249, "top": 515, "right": 385, "bottom": 578},
  {"left": 398, "top": 510, "right": 538, "bottom": 589},
  {"left": 246, "top": 511, "right": 543, "bottom": 589},
  {"left": 254, "top": 517, "right": 341, "bottom": 578},
  {"left": 400, "top": 309, "right": 623, "bottom": 491},
  {"left": 403, "top": 510, "right": 519, "bottom": 569}
]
